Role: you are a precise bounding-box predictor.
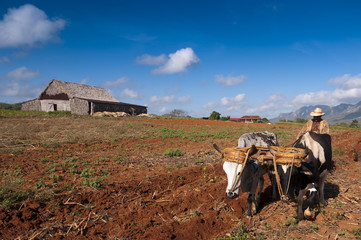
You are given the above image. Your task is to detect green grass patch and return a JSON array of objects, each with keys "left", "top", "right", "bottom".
[
  {"left": 0, "top": 180, "right": 34, "bottom": 209},
  {"left": 163, "top": 148, "right": 185, "bottom": 157}
]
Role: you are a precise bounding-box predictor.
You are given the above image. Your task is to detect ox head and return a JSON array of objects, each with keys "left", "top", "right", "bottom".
[
  {"left": 298, "top": 183, "right": 319, "bottom": 220},
  {"left": 213, "top": 144, "right": 242, "bottom": 198},
  {"left": 222, "top": 161, "right": 243, "bottom": 198}
]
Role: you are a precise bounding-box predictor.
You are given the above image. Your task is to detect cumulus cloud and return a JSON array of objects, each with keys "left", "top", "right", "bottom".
[
  {"left": 0, "top": 4, "right": 66, "bottom": 48},
  {"left": 7, "top": 66, "right": 39, "bottom": 80},
  {"left": 177, "top": 96, "right": 191, "bottom": 104},
  {"left": 149, "top": 95, "right": 176, "bottom": 105},
  {"left": 135, "top": 54, "right": 167, "bottom": 66},
  {"left": 102, "top": 77, "right": 129, "bottom": 88},
  {"left": 0, "top": 81, "right": 40, "bottom": 97},
  {"left": 119, "top": 88, "right": 139, "bottom": 99},
  {"left": 148, "top": 95, "right": 191, "bottom": 106},
  {"left": 0, "top": 66, "right": 41, "bottom": 99},
  {"left": 286, "top": 73, "right": 361, "bottom": 108},
  {"left": 328, "top": 73, "right": 361, "bottom": 90},
  {"left": 266, "top": 92, "right": 285, "bottom": 102},
  {"left": 203, "top": 93, "right": 246, "bottom": 111},
  {"left": 141, "top": 48, "right": 199, "bottom": 74},
  {"left": 215, "top": 74, "right": 247, "bottom": 86}
]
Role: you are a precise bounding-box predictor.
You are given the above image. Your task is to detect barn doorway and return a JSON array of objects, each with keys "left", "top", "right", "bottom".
[{"left": 53, "top": 104, "right": 57, "bottom": 111}]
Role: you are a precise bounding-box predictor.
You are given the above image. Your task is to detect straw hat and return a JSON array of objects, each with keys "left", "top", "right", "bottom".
[{"left": 310, "top": 107, "right": 325, "bottom": 116}]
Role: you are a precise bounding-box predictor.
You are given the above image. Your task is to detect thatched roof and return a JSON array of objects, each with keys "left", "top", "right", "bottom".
[
  {"left": 240, "top": 116, "right": 261, "bottom": 119},
  {"left": 39, "top": 79, "right": 118, "bottom": 102}
]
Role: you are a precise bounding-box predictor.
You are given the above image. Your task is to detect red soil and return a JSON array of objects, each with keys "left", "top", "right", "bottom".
[{"left": 0, "top": 118, "right": 360, "bottom": 239}]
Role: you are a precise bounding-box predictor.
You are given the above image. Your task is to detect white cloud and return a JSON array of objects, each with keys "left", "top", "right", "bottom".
[
  {"left": 287, "top": 91, "right": 336, "bottom": 107},
  {"left": 0, "top": 81, "right": 40, "bottom": 97},
  {"left": 177, "top": 96, "right": 191, "bottom": 104},
  {"left": 286, "top": 73, "right": 361, "bottom": 108},
  {"left": 135, "top": 54, "right": 167, "bottom": 65},
  {"left": 1, "top": 66, "right": 41, "bottom": 99},
  {"left": 159, "top": 107, "right": 168, "bottom": 114},
  {"left": 102, "top": 77, "right": 129, "bottom": 88},
  {"left": 203, "top": 93, "right": 246, "bottom": 111},
  {"left": 215, "top": 74, "right": 247, "bottom": 86},
  {"left": 0, "top": 56, "right": 10, "bottom": 63},
  {"left": 148, "top": 95, "right": 191, "bottom": 106},
  {"left": 7, "top": 66, "right": 39, "bottom": 80},
  {"left": 149, "top": 95, "right": 176, "bottom": 105},
  {"left": 151, "top": 48, "right": 200, "bottom": 74},
  {"left": 328, "top": 73, "right": 361, "bottom": 90},
  {"left": 266, "top": 92, "right": 285, "bottom": 102},
  {"left": 0, "top": 4, "right": 66, "bottom": 48},
  {"left": 119, "top": 88, "right": 139, "bottom": 99}
]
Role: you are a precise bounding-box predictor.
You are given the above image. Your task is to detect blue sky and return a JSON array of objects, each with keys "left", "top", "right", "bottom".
[{"left": 1, "top": 1, "right": 361, "bottom": 118}]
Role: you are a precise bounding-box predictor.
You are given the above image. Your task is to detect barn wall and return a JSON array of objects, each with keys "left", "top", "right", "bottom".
[
  {"left": 40, "top": 100, "right": 71, "bottom": 112},
  {"left": 92, "top": 102, "right": 147, "bottom": 115},
  {"left": 70, "top": 98, "right": 89, "bottom": 115},
  {"left": 21, "top": 100, "right": 41, "bottom": 111}
]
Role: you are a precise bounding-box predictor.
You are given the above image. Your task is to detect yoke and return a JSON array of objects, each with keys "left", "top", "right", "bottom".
[{"left": 220, "top": 145, "right": 308, "bottom": 167}]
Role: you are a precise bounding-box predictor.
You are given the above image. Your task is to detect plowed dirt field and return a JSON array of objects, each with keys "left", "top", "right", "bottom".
[{"left": 0, "top": 117, "right": 360, "bottom": 239}]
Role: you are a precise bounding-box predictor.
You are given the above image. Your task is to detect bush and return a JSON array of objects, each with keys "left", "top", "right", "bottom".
[
  {"left": 220, "top": 116, "right": 230, "bottom": 121},
  {"left": 349, "top": 119, "right": 359, "bottom": 128},
  {"left": 167, "top": 109, "right": 187, "bottom": 117},
  {"left": 296, "top": 118, "right": 307, "bottom": 123},
  {"left": 209, "top": 111, "right": 221, "bottom": 120},
  {"left": 0, "top": 102, "right": 22, "bottom": 110}
]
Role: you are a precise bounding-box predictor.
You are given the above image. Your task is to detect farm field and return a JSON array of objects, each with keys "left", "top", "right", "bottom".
[{"left": 0, "top": 113, "right": 361, "bottom": 239}]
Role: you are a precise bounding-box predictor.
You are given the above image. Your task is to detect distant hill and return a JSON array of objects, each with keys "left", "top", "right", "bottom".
[
  {"left": 0, "top": 102, "right": 22, "bottom": 110},
  {"left": 271, "top": 101, "right": 361, "bottom": 124}
]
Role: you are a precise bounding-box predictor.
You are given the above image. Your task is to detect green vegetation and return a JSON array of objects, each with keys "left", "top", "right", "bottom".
[
  {"left": 220, "top": 116, "right": 230, "bottom": 121},
  {"left": 262, "top": 118, "right": 270, "bottom": 123},
  {"left": 80, "top": 168, "right": 95, "bottom": 178},
  {"left": 283, "top": 217, "right": 298, "bottom": 227},
  {"left": 164, "top": 148, "right": 185, "bottom": 157},
  {"left": 213, "top": 224, "right": 251, "bottom": 240},
  {"left": 83, "top": 177, "right": 105, "bottom": 188},
  {"left": 0, "top": 102, "right": 22, "bottom": 110},
  {"left": 0, "top": 179, "right": 34, "bottom": 209},
  {"left": 209, "top": 111, "right": 221, "bottom": 120},
  {"left": 352, "top": 228, "right": 361, "bottom": 239},
  {"left": 349, "top": 119, "right": 359, "bottom": 128},
  {"left": 296, "top": 118, "right": 308, "bottom": 123},
  {"left": 333, "top": 148, "right": 344, "bottom": 156},
  {"left": 166, "top": 109, "right": 188, "bottom": 117}
]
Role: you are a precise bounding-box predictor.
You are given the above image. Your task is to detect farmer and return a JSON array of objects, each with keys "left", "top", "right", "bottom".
[{"left": 296, "top": 107, "right": 329, "bottom": 139}]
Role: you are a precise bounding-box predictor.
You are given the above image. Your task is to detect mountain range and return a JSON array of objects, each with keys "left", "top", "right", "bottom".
[{"left": 271, "top": 101, "right": 361, "bottom": 124}]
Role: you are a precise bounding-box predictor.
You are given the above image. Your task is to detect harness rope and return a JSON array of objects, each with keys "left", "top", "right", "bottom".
[
  {"left": 229, "top": 148, "right": 252, "bottom": 192},
  {"left": 220, "top": 146, "right": 306, "bottom": 196},
  {"left": 273, "top": 152, "right": 295, "bottom": 200}
]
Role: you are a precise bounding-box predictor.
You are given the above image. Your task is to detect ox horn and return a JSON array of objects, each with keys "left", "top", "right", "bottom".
[{"left": 213, "top": 143, "right": 223, "bottom": 153}]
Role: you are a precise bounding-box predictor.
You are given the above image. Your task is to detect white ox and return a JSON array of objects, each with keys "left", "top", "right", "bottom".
[{"left": 221, "top": 131, "right": 279, "bottom": 216}]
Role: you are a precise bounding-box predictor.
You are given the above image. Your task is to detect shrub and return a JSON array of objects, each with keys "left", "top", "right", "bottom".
[
  {"left": 349, "top": 119, "right": 359, "bottom": 128},
  {"left": 209, "top": 111, "right": 221, "bottom": 120}
]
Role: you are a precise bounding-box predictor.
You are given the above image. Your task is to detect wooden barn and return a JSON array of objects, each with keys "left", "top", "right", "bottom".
[{"left": 21, "top": 79, "right": 147, "bottom": 115}]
